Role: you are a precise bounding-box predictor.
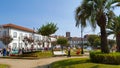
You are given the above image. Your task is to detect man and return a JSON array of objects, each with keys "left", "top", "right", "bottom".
[{"left": 67, "top": 47, "right": 71, "bottom": 57}]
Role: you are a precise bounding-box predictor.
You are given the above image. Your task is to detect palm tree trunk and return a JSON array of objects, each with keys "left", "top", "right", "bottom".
[
  {"left": 97, "top": 13, "right": 109, "bottom": 53},
  {"left": 100, "top": 26, "right": 109, "bottom": 53},
  {"left": 116, "top": 34, "right": 120, "bottom": 52}
]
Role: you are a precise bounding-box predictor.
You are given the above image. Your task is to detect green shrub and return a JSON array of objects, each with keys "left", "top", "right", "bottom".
[{"left": 90, "top": 51, "right": 120, "bottom": 65}]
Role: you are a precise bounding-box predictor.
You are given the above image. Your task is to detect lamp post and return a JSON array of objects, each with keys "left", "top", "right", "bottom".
[{"left": 32, "top": 27, "right": 35, "bottom": 51}]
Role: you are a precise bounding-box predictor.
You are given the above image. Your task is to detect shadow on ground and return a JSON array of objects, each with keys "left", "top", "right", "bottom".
[{"left": 33, "top": 64, "right": 51, "bottom": 68}]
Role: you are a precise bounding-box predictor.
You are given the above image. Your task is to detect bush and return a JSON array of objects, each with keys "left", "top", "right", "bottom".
[{"left": 90, "top": 51, "right": 120, "bottom": 65}]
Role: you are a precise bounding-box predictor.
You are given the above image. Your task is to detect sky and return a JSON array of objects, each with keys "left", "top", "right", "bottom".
[{"left": 0, "top": 0, "right": 120, "bottom": 38}]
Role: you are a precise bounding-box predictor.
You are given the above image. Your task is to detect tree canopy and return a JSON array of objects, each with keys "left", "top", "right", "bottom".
[
  {"left": 107, "top": 15, "right": 120, "bottom": 51},
  {"left": 38, "top": 22, "right": 58, "bottom": 36},
  {"left": 75, "top": 0, "right": 120, "bottom": 53},
  {"left": 57, "top": 37, "right": 68, "bottom": 46},
  {"left": 87, "top": 34, "right": 100, "bottom": 48}
]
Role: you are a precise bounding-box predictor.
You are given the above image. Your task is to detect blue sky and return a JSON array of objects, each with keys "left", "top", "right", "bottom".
[{"left": 0, "top": 0, "right": 120, "bottom": 38}]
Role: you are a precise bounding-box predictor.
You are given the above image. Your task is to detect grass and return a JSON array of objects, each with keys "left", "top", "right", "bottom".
[
  {"left": 18, "top": 50, "right": 53, "bottom": 58},
  {"left": 50, "top": 58, "right": 120, "bottom": 68},
  {"left": 0, "top": 51, "right": 53, "bottom": 59},
  {"left": 0, "top": 64, "right": 9, "bottom": 68}
]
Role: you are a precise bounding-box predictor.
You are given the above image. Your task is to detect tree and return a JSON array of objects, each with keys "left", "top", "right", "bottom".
[
  {"left": 22, "top": 36, "right": 34, "bottom": 51},
  {"left": 38, "top": 22, "right": 58, "bottom": 48},
  {"left": 107, "top": 15, "right": 120, "bottom": 52},
  {"left": 108, "top": 39, "right": 116, "bottom": 49},
  {"left": 87, "top": 35, "right": 100, "bottom": 48},
  {"left": 38, "top": 22, "right": 58, "bottom": 36},
  {"left": 51, "top": 41, "right": 57, "bottom": 46},
  {"left": 0, "top": 35, "right": 13, "bottom": 47},
  {"left": 75, "top": 0, "right": 120, "bottom": 53},
  {"left": 38, "top": 22, "right": 58, "bottom": 54},
  {"left": 57, "top": 37, "right": 68, "bottom": 51}
]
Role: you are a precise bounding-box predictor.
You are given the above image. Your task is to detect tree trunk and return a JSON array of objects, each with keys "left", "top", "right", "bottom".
[
  {"left": 116, "top": 34, "right": 120, "bottom": 52},
  {"left": 100, "top": 26, "right": 109, "bottom": 53},
  {"left": 97, "top": 13, "right": 109, "bottom": 53},
  {"left": 42, "top": 42, "right": 44, "bottom": 48},
  {"left": 48, "top": 37, "right": 54, "bottom": 55}
]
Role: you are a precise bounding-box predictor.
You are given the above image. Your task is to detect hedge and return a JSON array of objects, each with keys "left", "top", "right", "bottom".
[{"left": 90, "top": 51, "right": 120, "bottom": 65}]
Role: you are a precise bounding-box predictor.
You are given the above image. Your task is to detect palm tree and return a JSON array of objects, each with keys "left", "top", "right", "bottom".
[
  {"left": 75, "top": 0, "right": 120, "bottom": 53},
  {"left": 107, "top": 15, "right": 120, "bottom": 52}
]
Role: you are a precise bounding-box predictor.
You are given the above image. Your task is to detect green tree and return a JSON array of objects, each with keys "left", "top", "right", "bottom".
[
  {"left": 38, "top": 22, "right": 58, "bottom": 48},
  {"left": 0, "top": 35, "right": 13, "bottom": 47},
  {"left": 107, "top": 15, "right": 120, "bottom": 52},
  {"left": 108, "top": 39, "right": 116, "bottom": 49},
  {"left": 51, "top": 41, "right": 57, "bottom": 46},
  {"left": 75, "top": 0, "right": 120, "bottom": 53},
  {"left": 87, "top": 35, "right": 100, "bottom": 48},
  {"left": 57, "top": 37, "right": 68, "bottom": 51}
]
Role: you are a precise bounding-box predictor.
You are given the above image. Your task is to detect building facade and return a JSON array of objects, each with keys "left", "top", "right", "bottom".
[
  {"left": 66, "top": 32, "right": 88, "bottom": 47},
  {"left": 0, "top": 23, "right": 55, "bottom": 50}
]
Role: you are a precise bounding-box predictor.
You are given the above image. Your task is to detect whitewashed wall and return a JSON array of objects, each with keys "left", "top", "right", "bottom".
[{"left": 0, "top": 27, "right": 56, "bottom": 50}]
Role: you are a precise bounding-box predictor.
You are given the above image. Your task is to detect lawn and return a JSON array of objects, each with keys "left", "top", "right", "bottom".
[
  {"left": 0, "top": 51, "right": 53, "bottom": 59},
  {"left": 18, "top": 50, "right": 53, "bottom": 58},
  {"left": 50, "top": 58, "right": 120, "bottom": 68},
  {"left": 0, "top": 64, "right": 9, "bottom": 68}
]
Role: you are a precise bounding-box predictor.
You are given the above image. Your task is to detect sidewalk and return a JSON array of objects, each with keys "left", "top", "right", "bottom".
[{"left": 0, "top": 56, "right": 89, "bottom": 68}]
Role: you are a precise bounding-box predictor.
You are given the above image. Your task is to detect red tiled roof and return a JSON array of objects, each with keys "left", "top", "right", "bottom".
[{"left": 3, "top": 23, "right": 35, "bottom": 33}]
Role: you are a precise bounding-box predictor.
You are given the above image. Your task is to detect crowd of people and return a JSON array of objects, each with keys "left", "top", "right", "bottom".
[
  {"left": 0, "top": 47, "right": 11, "bottom": 56},
  {"left": 0, "top": 47, "right": 25, "bottom": 56}
]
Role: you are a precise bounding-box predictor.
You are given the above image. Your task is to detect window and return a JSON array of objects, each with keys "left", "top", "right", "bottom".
[
  {"left": 19, "top": 43, "right": 23, "bottom": 48},
  {"left": 19, "top": 33, "right": 23, "bottom": 37},
  {"left": 24, "top": 34, "right": 27, "bottom": 37},
  {"left": 29, "top": 34, "right": 32, "bottom": 37},
  {"left": 35, "top": 36, "right": 39, "bottom": 40},
  {"left": 74, "top": 41, "right": 76, "bottom": 43},
  {"left": 3, "top": 31, "right": 7, "bottom": 35},
  {"left": 13, "top": 32, "right": 17, "bottom": 38},
  {"left": 19, "top": 33, "right": 23, "bottom": 39},
  {"left": 13, "top": 43, "right": 17, "bottom": 49}
]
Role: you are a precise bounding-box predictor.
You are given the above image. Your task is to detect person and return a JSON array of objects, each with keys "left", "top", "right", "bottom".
[
  {"left": 22, "top": 48, "right": 24, "bottom": 54},
  {"left": 67, "top": 47, "right": 71, "bottom": 57},
  {"left": 3, "top": 48, "right": 6, "bottom": 56},
  {"left": 6, "top": 47, "right": 10, "bottom": 56},
  {"left": 31, "top": 44, "right": 34, "bottom": 52},
  {"left": 76, "top": 48, "right": 81, "bottom": 55},
  {"left": 18, "top": 48, "right": 22, "bottom": 55}
]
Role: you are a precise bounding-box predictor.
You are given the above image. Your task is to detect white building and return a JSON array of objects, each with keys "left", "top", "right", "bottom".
[{"left": 0, "top": 23, "right": 56, "bottom": 50}]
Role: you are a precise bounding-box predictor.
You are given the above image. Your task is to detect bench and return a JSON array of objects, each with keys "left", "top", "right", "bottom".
[{"left": 53, "top": 51, "right": 66, "bottom": 56}]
